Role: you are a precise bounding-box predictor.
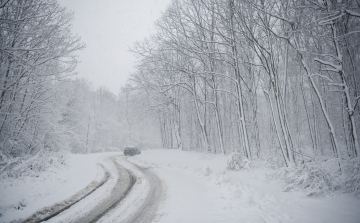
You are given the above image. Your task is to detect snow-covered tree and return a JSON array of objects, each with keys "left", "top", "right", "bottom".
[{"left": 0, "top": 0, "right": 84, "bottom": 176}]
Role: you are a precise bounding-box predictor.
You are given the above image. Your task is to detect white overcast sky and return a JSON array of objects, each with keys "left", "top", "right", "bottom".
[{"left": 58, "top": 0, "right": 172, "bottom": 94}]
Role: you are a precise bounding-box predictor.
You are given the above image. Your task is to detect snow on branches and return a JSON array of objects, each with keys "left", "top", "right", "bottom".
[{"left": 272, "top": 158, "right": 360, "bottom": 197}]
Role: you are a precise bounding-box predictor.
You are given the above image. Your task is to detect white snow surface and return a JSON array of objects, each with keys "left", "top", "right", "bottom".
[
  {"left": 1, "top": 149, "right": 360, "bottom": 223},
  {"left": 0, "top": 152, "right": 111, "bottom": 222},
  {"left": 129, "top": 149, "right": 360, "bottom": 223}
]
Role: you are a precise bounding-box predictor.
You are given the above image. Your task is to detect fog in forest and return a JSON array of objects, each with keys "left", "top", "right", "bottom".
[{"left": 1, "top": 0, "right": 360, "bottom": 219}]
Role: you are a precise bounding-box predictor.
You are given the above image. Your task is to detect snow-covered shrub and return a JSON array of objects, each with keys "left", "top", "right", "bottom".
[
  {"left": 343, "top": 157, "right": 360, "bottom": 196},
  {"left": 13, "top": 199, "right": 27, "bottom": 210},
  {"left": 227, "top": 152, "right": 252, "bottom": 171},
  {"left": 0, "top": 150, "right": 67, "bottom": 179},
  {"left": 273, "top": 160, "right": 341, "bottom": 196},
  {"left": 271, "top": 157, "right": 360, "bottom": 197},
  {"left": 203, "top": 166, "right": 213, "bottom": 176}
]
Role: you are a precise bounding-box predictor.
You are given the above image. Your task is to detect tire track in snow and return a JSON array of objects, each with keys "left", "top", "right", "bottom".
[
  {"left": 20, "top": 165, "right": 109, "bottom": 223},
  {"left": 74, "top": 157, "right": 136, "bottom": 223},
  {"left": 18, "top": 156, "right": 161, "bottom": 223},
  {"left": 123, "top": 164, "right": 163, "bottom": 223}
]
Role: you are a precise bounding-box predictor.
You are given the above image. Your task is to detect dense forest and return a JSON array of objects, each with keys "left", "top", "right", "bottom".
[
  {"left": 1, "top": 0, "right": 359, "bottom": 194},
  {"left": 131, "top": 0, "right": 360, "bottom": 164},
  {"left": 129, "top": 0, "right": 360, "bottom": 194}
]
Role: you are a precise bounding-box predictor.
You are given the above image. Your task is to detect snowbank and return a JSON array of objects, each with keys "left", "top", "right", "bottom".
[
  {"left": 129, "top": 149, "right": 360, "bottom": 223},
  {"left": 0, "top": 152, "right": 117, "bottom": 223}
]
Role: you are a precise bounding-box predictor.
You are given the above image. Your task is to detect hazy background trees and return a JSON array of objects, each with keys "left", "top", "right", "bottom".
[{"left": 57, "top": 79, "right": 160, "bottom": 154}]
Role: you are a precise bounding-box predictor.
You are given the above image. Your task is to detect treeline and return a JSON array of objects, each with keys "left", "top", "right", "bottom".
[
  {"left": 57, "top": 80, "right": 160, "bottom": 154},
  {"left": 0, "top": 0, "right": 84, "bottom": 176},
  {"left": 130, "top": 0, "right": 360, "bottom": 167}
]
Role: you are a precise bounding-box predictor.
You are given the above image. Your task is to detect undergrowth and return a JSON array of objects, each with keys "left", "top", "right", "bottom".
[
  {"left": 271, "top": 157, "right": 360, "bottom": 197},
  {"left": 0, "top": 150, "right": 67, "bottom": 179},
  {"left": 227, "top": 152, "right": 252, "bottom": 171}
]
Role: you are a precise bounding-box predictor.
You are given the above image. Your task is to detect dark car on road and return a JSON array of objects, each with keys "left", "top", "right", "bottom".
[{"left": 124, "top": 147, "right": 141, "bottom": 156}]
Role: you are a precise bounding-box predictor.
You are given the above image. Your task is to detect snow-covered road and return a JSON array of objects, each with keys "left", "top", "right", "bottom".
[
  {"left": 74, "top": 156, "right": 135, "bottom": 223},
  {"left": 97, "top": 157, "right": 163, "bottom": 223},
  {"left": 0, "top": 153, "right": 163, "bottom": 223},
  {"left": 1, "top": 150, "right": 360, "bottom": 223},
  {"left": 44, "top": 155, "right": 163, "bottom": 223}
]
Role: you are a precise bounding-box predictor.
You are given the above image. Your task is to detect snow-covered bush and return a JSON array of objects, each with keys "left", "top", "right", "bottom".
[
  {"left": 227, "top": 152, "right": 252, "bottom": 171},
  {"left": 272, "top": 157, "right": 360, "bottom": 196},
  {"left": 280, "top": 164, "right": 339, "bottom": 196},
  {"left": 203, "top": 166, "right": 213, "bottom": 176},
  {"left": 0, "top": 150, "right": 67, "bottom": 179},
  {"left": 343, "top": 157, "right": 360, "bottom": 196}
]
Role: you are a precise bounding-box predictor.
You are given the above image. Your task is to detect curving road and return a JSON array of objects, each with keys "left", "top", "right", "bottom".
[
  {"left": 123, "top": 164, "right": 163, "bottom": 223},
  {"left": 21, "top": 155, "right": 163, "bottom": 223},
  {"left": 75, "top": 157, "right": 136, "bottom": 223},
  {"left": 22, "top": 166, "right": 110, "bottom": 223}
]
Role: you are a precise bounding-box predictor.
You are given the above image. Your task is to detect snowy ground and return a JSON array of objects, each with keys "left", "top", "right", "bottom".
[
  {"left": 129, "top": 149, "right": 360, "bottom": 223},
  {"left": 1, "top": 149, "right": 360, "bottom": 223},
  {"left": 0, "top": 153, "right": 111, "bottom": 222}
]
